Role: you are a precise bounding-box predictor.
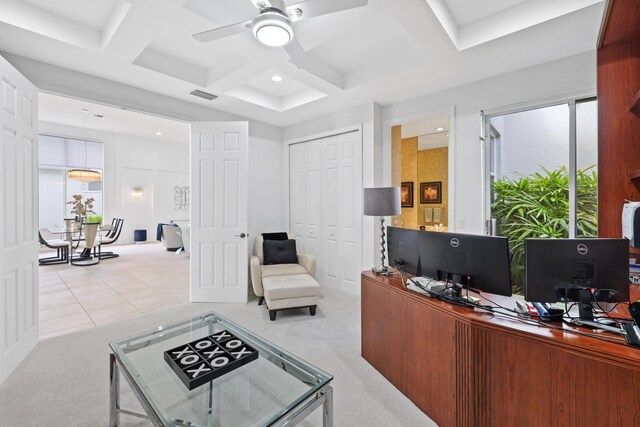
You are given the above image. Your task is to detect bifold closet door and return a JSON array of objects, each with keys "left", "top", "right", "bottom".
[
  {"left": 321, "top": 131, "right": 362, "bottom": 292},
  {"left": 289, "top": 140, "right": 322, "bottom": 277}
]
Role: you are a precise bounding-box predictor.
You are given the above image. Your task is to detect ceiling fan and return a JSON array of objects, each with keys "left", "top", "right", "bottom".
[{"left": 193, "top": 0, "right": 369, "bottom": 47}]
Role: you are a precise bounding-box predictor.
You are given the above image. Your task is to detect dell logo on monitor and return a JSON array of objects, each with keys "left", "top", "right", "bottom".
[
  {"left": 450, "top": 238, "right": 460, "bottom": 248},
  {"left": 577, "top": 244, "right": 588, "bottom": 255}
]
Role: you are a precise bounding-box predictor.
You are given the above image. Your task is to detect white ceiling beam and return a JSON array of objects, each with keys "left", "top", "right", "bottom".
[
  {"left": 425, "top": 0, "right": 604, "bottom": 51},
  {"left": 100, "top": 0, "right": 132, "bottom": 50},
  {"left": 133, "top": 48, "right": 208, "bottom": 87},
  {"left": 272, "top": 59, "right": 340, "bottom": 96},
  {"left": 205, "top": 56, "right": 251, "bottom": 87},
  {"left": 456, "top": 0, "right": 603, "bottom": 51},
  {"left": 423, "top": 0, "right": 459, "bottom": 47},
  {"left": 0, "top": 0, "right": 101, "bottom": 51},
  {"left": 284, "top": 39, "right": 344, "bottom": 89},
  {"left": 102, "top": 0, "right": 187, "bottom": 63},
  {"left": 205, "top": 56, "right": 276, "bottom": 94}
]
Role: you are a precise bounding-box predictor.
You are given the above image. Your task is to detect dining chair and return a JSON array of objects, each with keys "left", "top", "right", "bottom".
[
  {"left": 98, "top": 218, "right": 124, "bottom": 259},
  {"left": 38, "top": 228, "right": 71, "bottom": 265}
]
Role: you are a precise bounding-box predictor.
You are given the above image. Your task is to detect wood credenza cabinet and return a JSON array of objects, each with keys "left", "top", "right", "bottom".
[{"left": 361, "top": 272, "right": 640, "bottom": 427}]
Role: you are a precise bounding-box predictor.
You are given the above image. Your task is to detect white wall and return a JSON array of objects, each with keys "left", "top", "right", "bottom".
[
  {"left": 492, "top": 105, "right": 570, "bottom": 180},
  {"left": 11, "top": 53, "right": 287, "bottom": 252},
  {"left": 490, "top": 101, "right": 597, "bottom": 180},
  {"left": 40, "top": 121, "right": 285, "bottom": 250},
  {"left": 5, "top": 53, "right": 281, "bottom": 141},
  {"left": 247, "top": 135, "right": 286, "bottom": 255},
  {"left": 40, "top": 121, "right": 190, "bottom": 244},
  {"left": 382, "top": 51, "right": 597, "bottom": 234}
]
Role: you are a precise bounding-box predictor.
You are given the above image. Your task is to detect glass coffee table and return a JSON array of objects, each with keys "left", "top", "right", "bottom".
[{"left": 109, "top": 311, "right": 333, "bottom": 426}]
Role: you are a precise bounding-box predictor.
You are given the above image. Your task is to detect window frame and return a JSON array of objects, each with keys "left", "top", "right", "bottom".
[{"left": 480, "top": 92, "right": 597, "bottom": 238}]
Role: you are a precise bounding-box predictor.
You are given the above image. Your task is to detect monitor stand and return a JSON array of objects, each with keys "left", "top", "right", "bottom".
[
  {"left": 577, "top": 288, "right": 595, "bottom": 321},
  {"left": 574, "top": 288, "right": 622, "bottom": 335}
]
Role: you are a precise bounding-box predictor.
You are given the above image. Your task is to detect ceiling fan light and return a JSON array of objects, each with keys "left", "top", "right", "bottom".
[
  {"left": 252, "top": 10, "right": 292, "bottom": 47},
  {"left": 256, "top": 25, "right": 291, "bottom": 46}
]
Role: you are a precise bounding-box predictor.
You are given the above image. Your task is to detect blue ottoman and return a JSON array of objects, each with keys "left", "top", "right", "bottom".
[{"left": 134, "top": 229, "right": 147, "bottom": 244}]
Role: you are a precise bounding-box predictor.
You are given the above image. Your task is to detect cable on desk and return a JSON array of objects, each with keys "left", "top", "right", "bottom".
[{"left": 394, "top": 273, "right": 630, "bottom": 346}]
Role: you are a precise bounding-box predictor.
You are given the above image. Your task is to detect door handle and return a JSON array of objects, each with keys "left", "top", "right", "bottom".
[{"left": 235, "top": 233, "right": 247, "bottom": 238}]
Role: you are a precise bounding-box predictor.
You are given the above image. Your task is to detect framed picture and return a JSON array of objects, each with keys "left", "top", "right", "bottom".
[
  {"left": 400, "top": 182, "right": 413, "bottom": 208},
  {"left": 420, "top": 181, "right": 442, "bottom": 204}
]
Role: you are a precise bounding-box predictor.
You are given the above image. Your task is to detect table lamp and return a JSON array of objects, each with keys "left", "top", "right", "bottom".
[{"left": 363, "top": 187, "right": 401, "bottom": 275}]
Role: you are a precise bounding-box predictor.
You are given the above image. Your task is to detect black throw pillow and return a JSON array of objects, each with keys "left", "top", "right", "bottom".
[
  {"left": 262, "top": 232, "right": 288, "bottom": 241},
  {"left": 263, "top": 239, "right": 298, "bottom": 265}
]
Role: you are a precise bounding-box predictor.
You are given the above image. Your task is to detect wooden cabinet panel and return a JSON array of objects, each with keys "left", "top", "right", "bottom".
[
  {"left": 597, "top": 0, "right": 640, "bottom": 237},
  {"left": 552, "top": 350, "right": 640, "bottom": 426},
  {"left": 361, "top": 271, "right": 640, "bottom": 426},
  {"left": 361, "top": 276, "right": 404, "bottom": 387},
  {"left": 401, "top": 296, "right": 457, "bottom": 426},
  {"left": 486, "top": 331, "right": 552, "bottom": 427}
]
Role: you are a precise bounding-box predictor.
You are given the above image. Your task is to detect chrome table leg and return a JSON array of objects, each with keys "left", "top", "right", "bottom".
[
  {"left": 109, "top": 353, "right": 120, "bottom": 427},
  {"left": 323, "top": 386, "right": 333, "bottom": 427}
]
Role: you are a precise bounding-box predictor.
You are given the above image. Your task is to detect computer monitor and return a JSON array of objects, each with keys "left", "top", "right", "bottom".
[
  {"left": 524, "top": 238, "right": 629, "bottom": 321},
  {"left": 387, "top": 226, "right": 421, "bottom": 276},
  {"left": 418, "top": 231, "right": 512, "bottom": 296}
]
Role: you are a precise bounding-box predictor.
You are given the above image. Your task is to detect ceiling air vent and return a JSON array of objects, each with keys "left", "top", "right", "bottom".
[{"left": 190, "top": 90, "right": 218, "bottom": 101}]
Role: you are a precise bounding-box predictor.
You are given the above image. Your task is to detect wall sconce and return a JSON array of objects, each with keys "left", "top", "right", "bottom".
[{"left": 132, "top": 187, "right": 144, "bottom": 199}]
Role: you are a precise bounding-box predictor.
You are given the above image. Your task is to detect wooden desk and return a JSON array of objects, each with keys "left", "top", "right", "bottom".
[{"left": 361, "top": 271, "right": 640, "bottom": 427}]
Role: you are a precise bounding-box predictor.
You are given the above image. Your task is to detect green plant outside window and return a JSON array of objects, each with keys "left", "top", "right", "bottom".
[{"left": 491, "top": 166, "right": 597, "bottom": 294}]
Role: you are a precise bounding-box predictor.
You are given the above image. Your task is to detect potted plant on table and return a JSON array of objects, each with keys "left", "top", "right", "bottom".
[{"left": 67, "top": 194, "right": 95, "bottom": 224}]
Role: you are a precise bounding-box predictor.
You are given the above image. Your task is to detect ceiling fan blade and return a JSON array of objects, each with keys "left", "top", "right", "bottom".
[
  {"left": 249, "top": 0, "right": 266, "bottom": 8},
  {"left": 253, "top": 0, "right": 285, "bottom": 8},
  {"left": 284, "top": 38, "right": 344, "bottom": 89},
  {"left": 286, "top": 0, "right": 368, "bottom": 22},
  {"left": 193, "top": 20, "right": 251, "bottom": 43}
]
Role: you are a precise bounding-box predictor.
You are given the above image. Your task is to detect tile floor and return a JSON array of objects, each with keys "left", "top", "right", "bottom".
[{"left": 38, "top": 242, "right": 189, "bottom": 340}]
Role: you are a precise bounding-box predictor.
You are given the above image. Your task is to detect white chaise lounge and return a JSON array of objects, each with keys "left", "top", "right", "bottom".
[{"left": 250, "top": 234, "right": 320, "bottom": 321}]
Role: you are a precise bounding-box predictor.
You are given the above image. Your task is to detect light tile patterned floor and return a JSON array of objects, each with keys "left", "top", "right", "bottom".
[{"left": 38, "top": 243, "right": 189, "bottom": 340}]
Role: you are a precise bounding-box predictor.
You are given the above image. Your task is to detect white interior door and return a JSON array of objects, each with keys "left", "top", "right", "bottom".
[
  {"left": 190, "top": 122, "right": 248, "bottom": 302},
  {"left": 289, "top": 141, "right": 321, "bottom": 278},
  {"left": 0, "top": 55, "right": 39, "bottom": 384},
  {"left": 321, "top": 131, "right": 362, "bottom": 292}
]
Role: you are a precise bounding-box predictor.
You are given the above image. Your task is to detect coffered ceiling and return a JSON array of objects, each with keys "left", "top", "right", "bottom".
[{"left": 0, "top": 0, "right": 605, "bottom": 127}]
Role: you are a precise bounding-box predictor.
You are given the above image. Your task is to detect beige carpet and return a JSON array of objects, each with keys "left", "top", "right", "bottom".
[{"left": 0, "top": 287, "right": 435, "bottom": 426}]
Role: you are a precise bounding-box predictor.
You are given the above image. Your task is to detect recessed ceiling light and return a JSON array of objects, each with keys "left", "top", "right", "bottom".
[
  {"left": 155, "top": 131, "right": 163, "bottom": 136},
  {"left": 81, "top": 109, "right": 90, "bottom": 114},
  {"left": 272, "top": 75, "right": 283, "bottom": 82},
  {"left": 436, "top": 127, "right": 445, "bottom": 131},
  {"left": 93, "top": 114, "right": 105, "bottom": 119}
]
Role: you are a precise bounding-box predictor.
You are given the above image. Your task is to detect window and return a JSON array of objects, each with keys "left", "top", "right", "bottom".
[
  {"left": 482, "top": 97, "right": 598, "bottom": 294},
  {"left": 575, "top": 99, "right": 598, "bottom": 237},
  {"left": 38, "top": 135, "right": 104, "bottom": 227}
]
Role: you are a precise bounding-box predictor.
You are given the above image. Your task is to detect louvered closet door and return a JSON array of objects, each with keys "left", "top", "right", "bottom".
[
  {"left": 321, "top": 131, "right": 362, "bottom": 292},
  {"left": 289, "top": 140, "right": 321, "bottom": 278}
]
